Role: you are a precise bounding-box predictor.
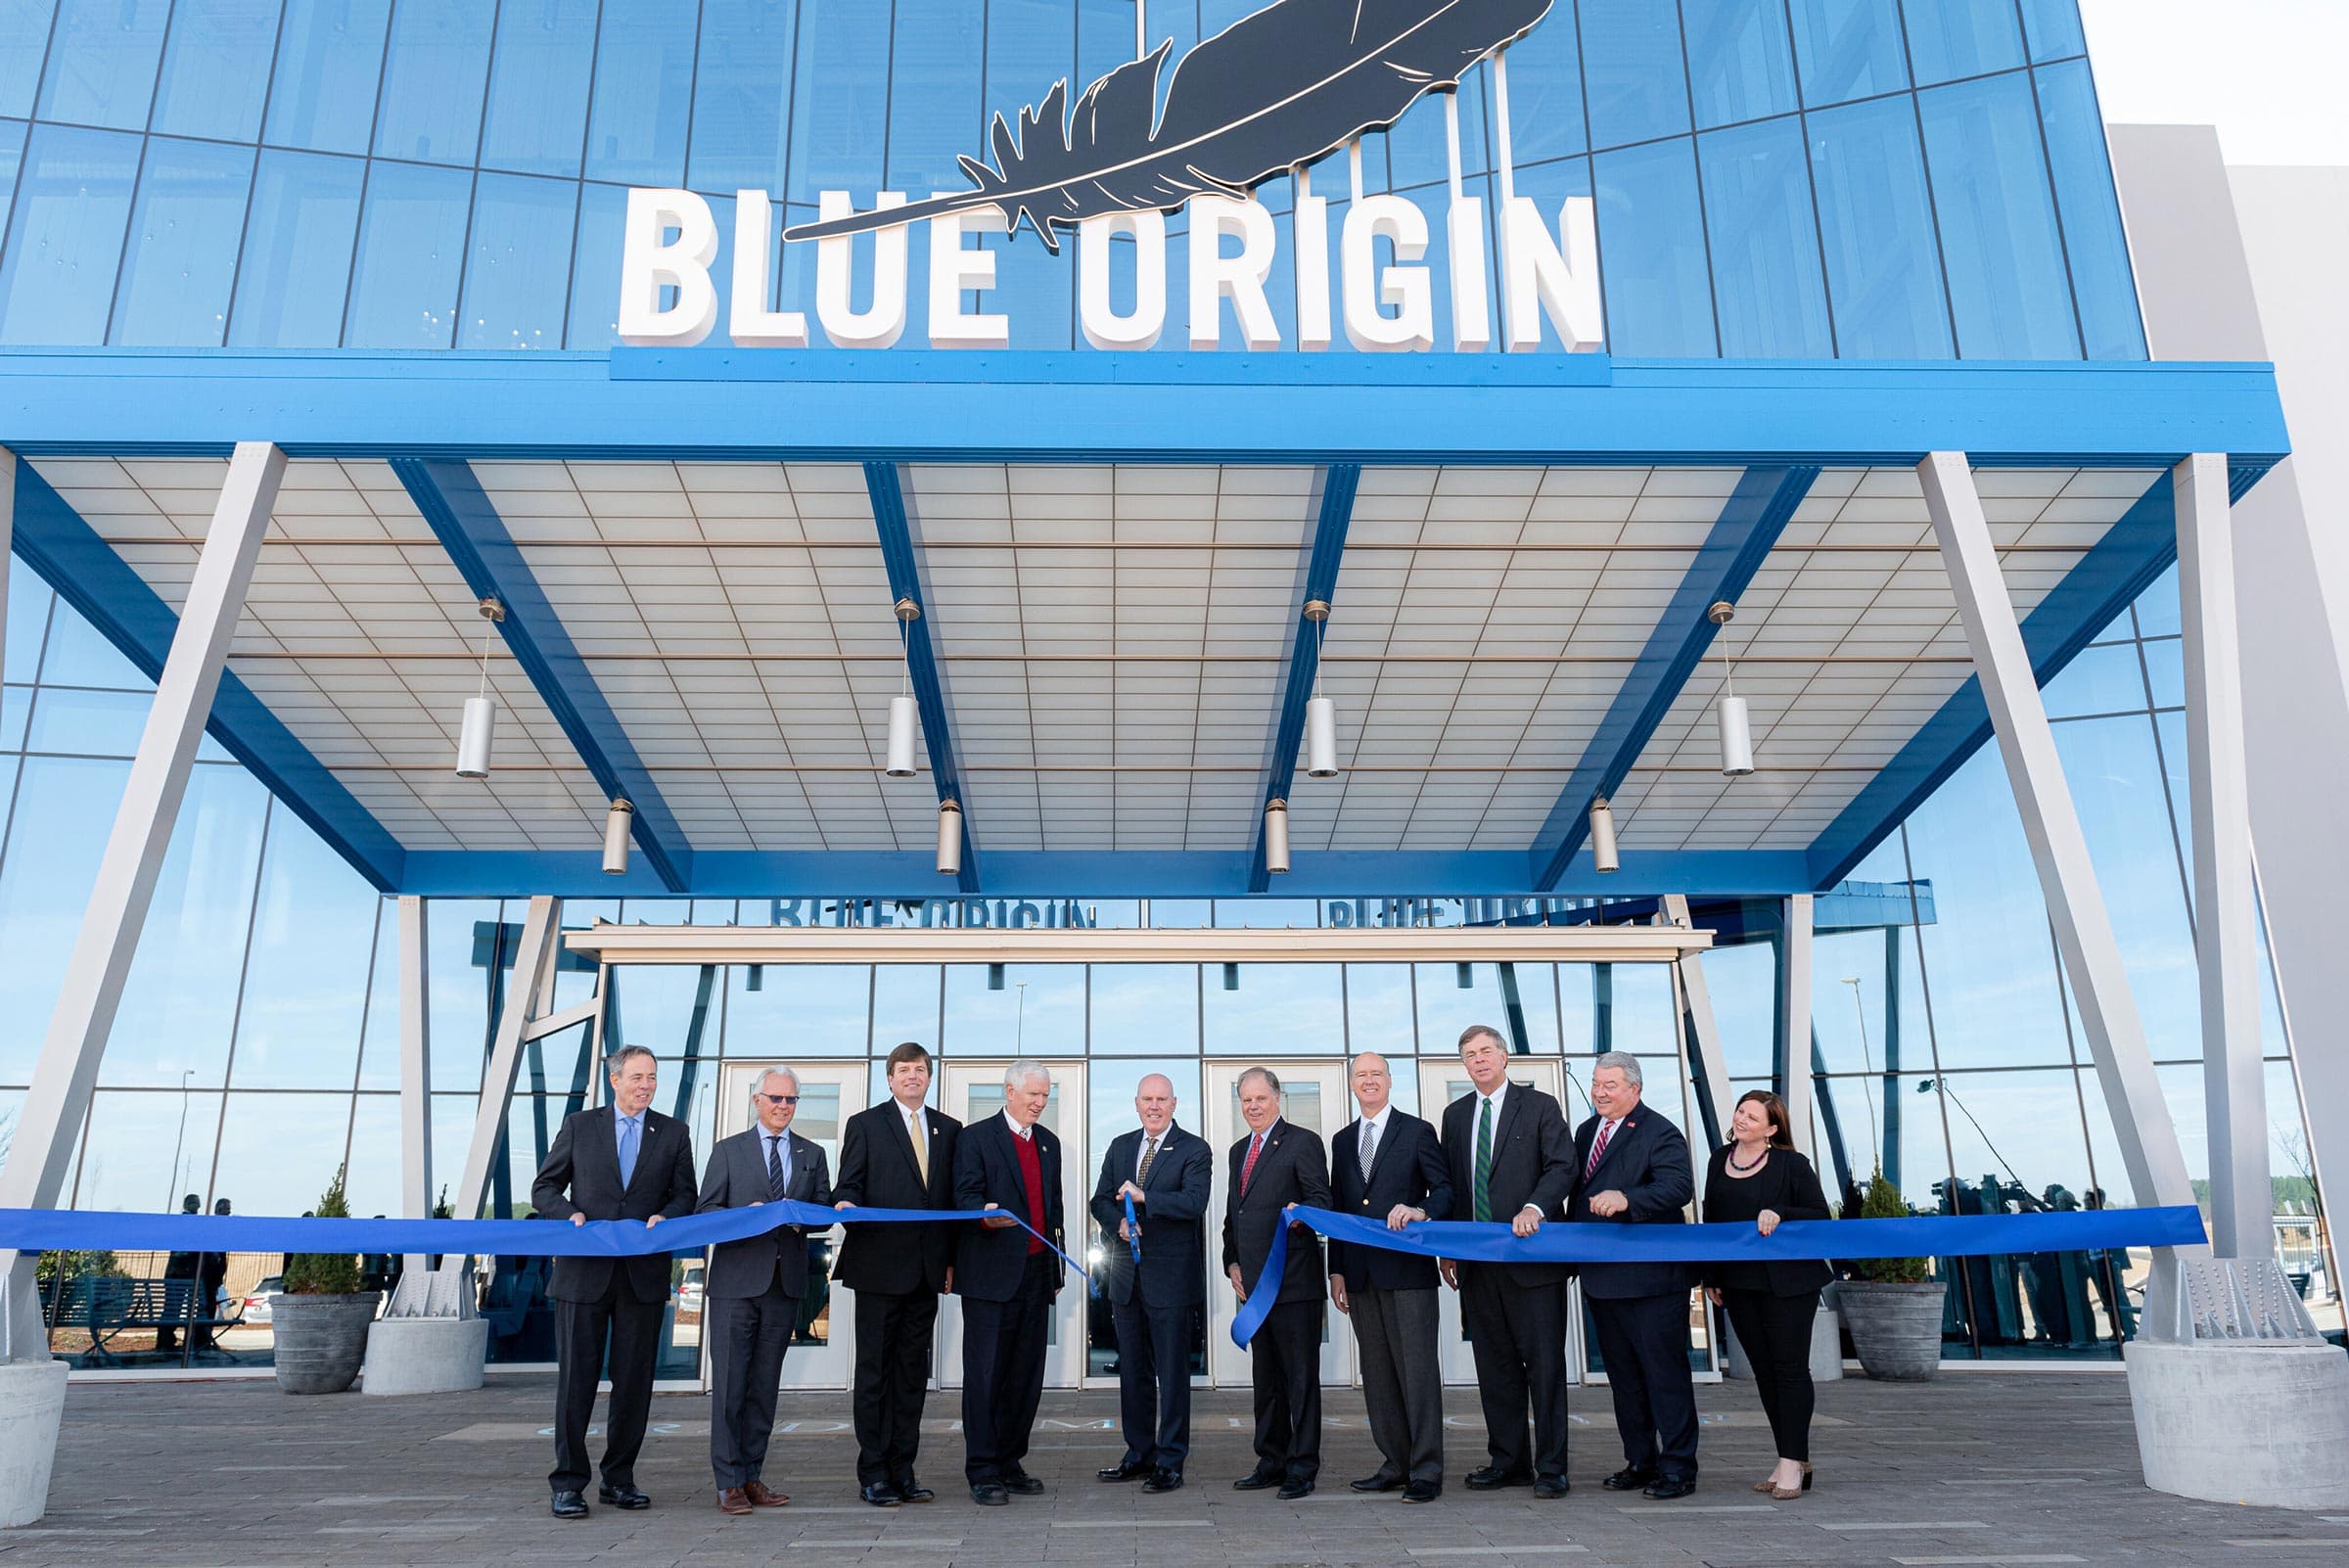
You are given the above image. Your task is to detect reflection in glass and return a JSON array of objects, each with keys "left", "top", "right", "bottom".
[
  {"left": 228, "top": 151, "right": 365, "bottom": 347},
  {"left": 1415, "top": 963, "right": 1560, "bottom": 1058},
  {"left": 110, "top": 137, "right": 252, "bottom": 346},
  {"left": 943, "top": 964, "right": 1085, "bottom": 1055},
  {"left": 725, "top": 962, "right": 869, "bottom": 1056},
  {"left": 1207, "top": 964, "right": 1343, "bottom": 1056},
  {"left": 1092, "top": 964, "right": 1201, "bottom": 1057}
]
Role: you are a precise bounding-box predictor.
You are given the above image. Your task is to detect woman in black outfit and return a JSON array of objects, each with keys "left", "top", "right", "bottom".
[{"left": 1702, "top": 1089, "right": 1832, "bottom": 1500}]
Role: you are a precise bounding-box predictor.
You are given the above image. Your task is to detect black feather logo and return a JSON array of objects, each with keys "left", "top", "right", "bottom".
[{"left": 784, "top": 0, "right": 1556, "bottom": 254}]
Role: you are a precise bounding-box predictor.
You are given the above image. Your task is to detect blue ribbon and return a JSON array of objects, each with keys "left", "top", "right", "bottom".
[
  {"left": 0, "top": 1201, "right": 1099, "bottom": 1298},
  {"left": 1228, "top": 1204, "right": 2206, "bottom": 1347},
  {"left": 1122, "top": 1191, "right": 1141, "bottom": 1266}
]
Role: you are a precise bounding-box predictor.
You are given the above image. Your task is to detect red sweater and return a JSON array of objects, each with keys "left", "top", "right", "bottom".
[{"left": 1012, "top": 1126, "right": 1047, "bottom": 1255}]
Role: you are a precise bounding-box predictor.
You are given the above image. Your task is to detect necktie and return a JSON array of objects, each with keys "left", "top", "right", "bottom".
[
  {"left": 1359, "top": 1119, "right": 1377, "bottom": 1180},
  {"left": 907, "top": 1109, "right": 928, "bottom": 1183},
  {"left": 766, "top": 1133, "right": 788, "bottom": 1201},
  {"left": 1137, "top": 1134, "right": 1161, "bottom": 1185},
  {"left": 1473, "top": 1099, "right": 1494, "bottom": 1222},
  {"left": 617, "top": 1115, "right": 640, "bottom": 1188},
  {"left": 1586, "top": 1119, "right": 1616, "bottom": 1181},
  {"left": 1240, "top": 1131, "right": 1265, "bottom": 1195}
]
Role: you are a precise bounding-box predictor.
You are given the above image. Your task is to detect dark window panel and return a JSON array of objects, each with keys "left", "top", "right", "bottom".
[
  {"left": 227, "top": 149, "right": 363, "bottom": 346},
  {"left": 151, "top": 0, "right": 282, "bottom": 144},
  {"left": 111, "top": 137, "right": 254, "bottom": 346},
  {"left": 264, "top": 0, "right": 392, "bottom": 157}
]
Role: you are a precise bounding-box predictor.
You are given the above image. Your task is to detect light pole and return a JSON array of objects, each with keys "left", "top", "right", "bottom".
[
  {"left": 163, "top": 1069, "right": 194, "bottom": 1212},
  {"left": 1842, "top": 977, "right": 1880, "bottom": 1170},
  {"left": 1015, "top": 981, "right": 1029, "bottom": 1053}
]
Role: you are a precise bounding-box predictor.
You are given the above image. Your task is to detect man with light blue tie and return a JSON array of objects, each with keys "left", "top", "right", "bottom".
[{"left": 531, "top": 1045, "right": 699, "bottom": 1520}]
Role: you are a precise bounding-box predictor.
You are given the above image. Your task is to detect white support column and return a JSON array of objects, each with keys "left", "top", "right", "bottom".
[
  {"left": 2175, "top": 453, "right": 2271, "bottom": 1261},
  {"left": 1778, "top": 894, "right": 1815, "bottom": 1159},
  {"left": 0, "top": 441, "right": 284, "bottom": 1361},
  {"left": 1661, "top": 895, "right": 1732, "bottom": 1147},
  {"left": 447, "top": 896, "right": 563, "bottom": 1233},
  {"left": 1919, "top": 451, "right": 2199, "bottom": 1297},
  {"left": 397, "top": 897, "right": 433, "bottom": 1280}
]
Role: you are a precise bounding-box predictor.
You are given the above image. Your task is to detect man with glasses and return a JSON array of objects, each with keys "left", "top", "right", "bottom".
[
  {"left": 532, "top": 1044, "right": 699, "bottom": 1520},
  {"left": 694, "top": 1065, "right": 832, "bottom": 1515}
]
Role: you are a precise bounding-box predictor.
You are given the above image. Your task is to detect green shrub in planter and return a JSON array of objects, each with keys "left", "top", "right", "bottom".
[
  {"left": 282, "top": 1166, "right": 361, "bottom": 1295},
  {"left": 1843, "top": 1168, "right": 1930, "bottom": 1284}
]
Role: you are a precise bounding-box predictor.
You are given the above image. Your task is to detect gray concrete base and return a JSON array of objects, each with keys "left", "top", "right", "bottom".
[
  {"left": 0, "top": 1358, "right": 68, "bottom": 1527},
  {"left": 1718, "top": 1299, "right": 1843, "bottom": 1383},
  {"left": 359, "top": 1316, "right": 488, "bottom": 1397},
  {"left": 2126, "top": 1338, "right": 2349, "bottom": 1508}
]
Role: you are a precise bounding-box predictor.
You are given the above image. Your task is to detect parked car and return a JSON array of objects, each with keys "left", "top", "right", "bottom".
[{"left": 239, "top": 1275, "right": 283, "bottom": 1324}]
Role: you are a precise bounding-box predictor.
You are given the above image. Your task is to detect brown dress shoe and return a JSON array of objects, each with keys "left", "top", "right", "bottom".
[
  {"left": 743, "top": 1481, "right": 789, "bottom": 1508},
  {"left": 717, "top": 1487, "right": 754, "bottom": 1515}
]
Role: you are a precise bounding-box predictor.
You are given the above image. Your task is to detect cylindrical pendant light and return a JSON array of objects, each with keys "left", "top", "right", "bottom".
[
  {"left": 885, "top": 694, "right": 919, "bottom": 778},
  {"left": 936, "top": 799, "right": 963, "bottom": 876},
  {"left": 1589, "top": 796, "right": 1620, "bottom": 874},
  {"left": 1263, "top": 798, "right": 1291, "bottom": 875},
  {"left": 1303, "top": 599, "right": 1339, "bottom": 778},
  {"left": 455, "top": 696, "right": 496, "bottom": 779},
  {"left": 602, "top": 799, "right": 634, "bottom": 875},
  {"left": 1709, "top": 600, "right": 1755, "bottom": 777},
  {"left": 454, "top": 598, "right": 504, "bottom": 779}
]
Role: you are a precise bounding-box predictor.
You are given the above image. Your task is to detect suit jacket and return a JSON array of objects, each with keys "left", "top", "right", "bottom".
[
  {"left": 1569, "top": 1104, "right": 1696, "bottom": 1299},
  {"left": 951, "top": 1113, "right": 1066, "bottom": 1303},
  {"left": 1439, "top": 1083, "right": 1577, "bottom": 1287},
  {"left": 1328, "top": 1110, "right": 1452, "bottom": 1293},
  {"left": 1221, "top": 1120, "right": 1331, "bottom": 1308},
  {"left": 1088, "top": 1123, "right": 1213, "bottom": 1308},
  {"left": 696, "top": 1127, "right": 833, "bottom": 1298},
  {"left": 531, "top": 1105, "right": 699, "bottom": 1304},
  {"left": 832, "top": 1099, "right": 962, "bottom": 1295}
]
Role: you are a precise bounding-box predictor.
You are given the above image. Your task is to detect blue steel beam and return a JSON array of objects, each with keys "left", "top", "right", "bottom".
[
  {"left": 0, "top": 351, "right": 2289, "bottom": 469},
  {"left": 1249, "top": 464, "right": 1361, "bottom": 893},
  {"left": 1802, "top": 462, "right": 2269, "bottom": 888},
  {"left": 392, "top": 458, "right": 693, "bottom": 893},
  {"left": 8, "top": 462, "right": 406, "bottom": 891},
  {"left": 865, "top": 461, "right": 980, "bottom": 893},
  {"left": 1529, "top": 466, "right": 1820, "bottom": 891}
]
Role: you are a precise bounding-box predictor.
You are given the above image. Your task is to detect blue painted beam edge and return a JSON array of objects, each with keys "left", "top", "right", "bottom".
[
  {"left": 1803, "top": 472, "right": 2181, "bottom": 888},
  {"left": 9, "top": 463, "right": 405, "bottom": 892},
  {"left": 391, "top": 457, "right": 694, "bottom": 893},
  {"left": 1248, "top": 464, "right": 1360, "bottom": 894},
  {"left": 866, "top": 461, "right": 980, "bottom": 893},
  {"left": 1530, "top": 466, "right": 1819, "bottom": 891}
]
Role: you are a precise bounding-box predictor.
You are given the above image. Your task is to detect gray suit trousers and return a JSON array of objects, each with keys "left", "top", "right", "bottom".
[
  {"left": 709, "top": 1280, "right": 795, "bottom": 1488},
  {"left": 1352, "top": 1285, "right": 1444, "bottom": 1485}
]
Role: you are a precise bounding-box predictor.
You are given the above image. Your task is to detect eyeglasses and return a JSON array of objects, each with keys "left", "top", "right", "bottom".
[{"left": 756, "top": 1094, "right": 800, "bottom": 1107}]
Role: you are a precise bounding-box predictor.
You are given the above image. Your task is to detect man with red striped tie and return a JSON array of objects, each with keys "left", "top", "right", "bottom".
[{"left": 1570, "top": 1051, "right": 1698, "bottom": 1500}]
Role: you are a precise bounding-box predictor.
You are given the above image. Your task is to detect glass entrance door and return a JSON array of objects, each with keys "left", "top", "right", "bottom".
[
  {"left": 936, "top": 1059, "right": 1090, "bottom": 1390},
  {"left": 1413, "top": 1058, "right": 1575, "bottom": 1388},
  {"left": 1202, "top": 1059, "right": 1353, "bottom": 1388},
  {"left": 706, "top": 1060, "right": 864, "bottom": 1391}
]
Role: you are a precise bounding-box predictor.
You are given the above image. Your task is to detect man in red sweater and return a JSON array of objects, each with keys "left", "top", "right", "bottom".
[{"left": 950, "top": 1060, "right": 1067, "bottom": 1505}]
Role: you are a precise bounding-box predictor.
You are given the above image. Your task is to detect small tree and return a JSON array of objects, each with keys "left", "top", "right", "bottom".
[
  {"left": 281, "top": 1166, "right": 363, "bottom": 1295},
  {"left": 1844, "top": 1167, "right": 1932, "bottom": 1284}
]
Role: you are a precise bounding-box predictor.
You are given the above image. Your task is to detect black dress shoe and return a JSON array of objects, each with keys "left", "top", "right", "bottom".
[
  {"left": 1276, "top": 1478, "right": 1315, "bottom": 1500},
  {"left": 1642, "top": 1476, "right": 1697, "bottom": 1500},
  {"left": 1465, "top": 1466, "right": 1534, "bottom": 1490},
  {"left": 1001, "top": 1471, "right": 1044, "bottom": 1497},
  {"left": 1350, "top": 1474, "right": 1405, "bottom": 1493},
  {"left": 1601, "top": 1465, "right": 1658, "bottom": 1492},
  {"left": 1533, "top": 1474, "right": 1570, "bottom": 1499},
  {"left": 1403, "top": 1480, "right": 1441, "bottom": 1503},
  {"left": 970, "top": 1482, "right": 1009, "bottom": 1505},
  {"left": 1097, "top": 1459, "right": 1152, "bottom": 1482},
  {"left": 550, "top": 1490, "right": 588, "bottom": 1519},
  {"left": 1142, "top": 1469, "right": 1184, "bottom": 1494},
  {"left": 894, "top": 1477, "right": 934, "bottom": 1503},
  {"left": 860, "top": 1482, "right": 902, "bottom": 1507},
  {"left": 1232, "top": 1470, "right": 1281, "bottom": 1491},
  {"left": 597, "top": 1483, "right": 651, "bottom": 1510}
]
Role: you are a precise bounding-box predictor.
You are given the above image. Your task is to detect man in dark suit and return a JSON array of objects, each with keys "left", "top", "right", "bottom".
[
  {"left": 1570, "top": 1050, "right": 1699, "bottom": 1500},
  {"left": 1223, "top": 1065, "right": 1332, "bottom": 1500},
  {"left": 953, "top": 1059, "right": 1066, "bottom": 1505},
  {"left": 832, "top": 1041, "right": 960, "bottom": 1508},
  {"left": 1089, "top": 1072, "right": 1212, "bottom": 1495},
  {"left": 530, "top": 1044, "right": 699, "bottom": 1519},
  {"left": 1438, "top": 1024, "right": 1577, "bottom": 1499},
  {"left": 696, "top": 1066, "right": 831, "bottom": 1515},
  {"left": 1330, "top": 1052, "right": 1451, "bottom": 1503}
]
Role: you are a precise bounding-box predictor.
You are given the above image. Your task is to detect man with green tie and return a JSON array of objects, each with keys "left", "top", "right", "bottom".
[{"left": 1437, "top": 1025, "right": 1578, "bottom": 1498}]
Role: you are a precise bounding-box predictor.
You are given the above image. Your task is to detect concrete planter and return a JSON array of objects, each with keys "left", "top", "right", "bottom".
[
  {"left": 0, "top": 1358, "right": 69, "bottom": 1527},
  {"left": 1839, "top": 1280, "right": 1943, "bottom": 1380},
  {"left": 360, "top": 1315, "right": 488, "bottom": 1396},
  {"left": 270, "top": 1292, "right": 381, "bottom": 1395}
]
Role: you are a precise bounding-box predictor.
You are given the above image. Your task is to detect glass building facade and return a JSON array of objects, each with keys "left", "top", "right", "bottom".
[{"left": 0, "top": 1, "right": 2325, "bottom": 1376}]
